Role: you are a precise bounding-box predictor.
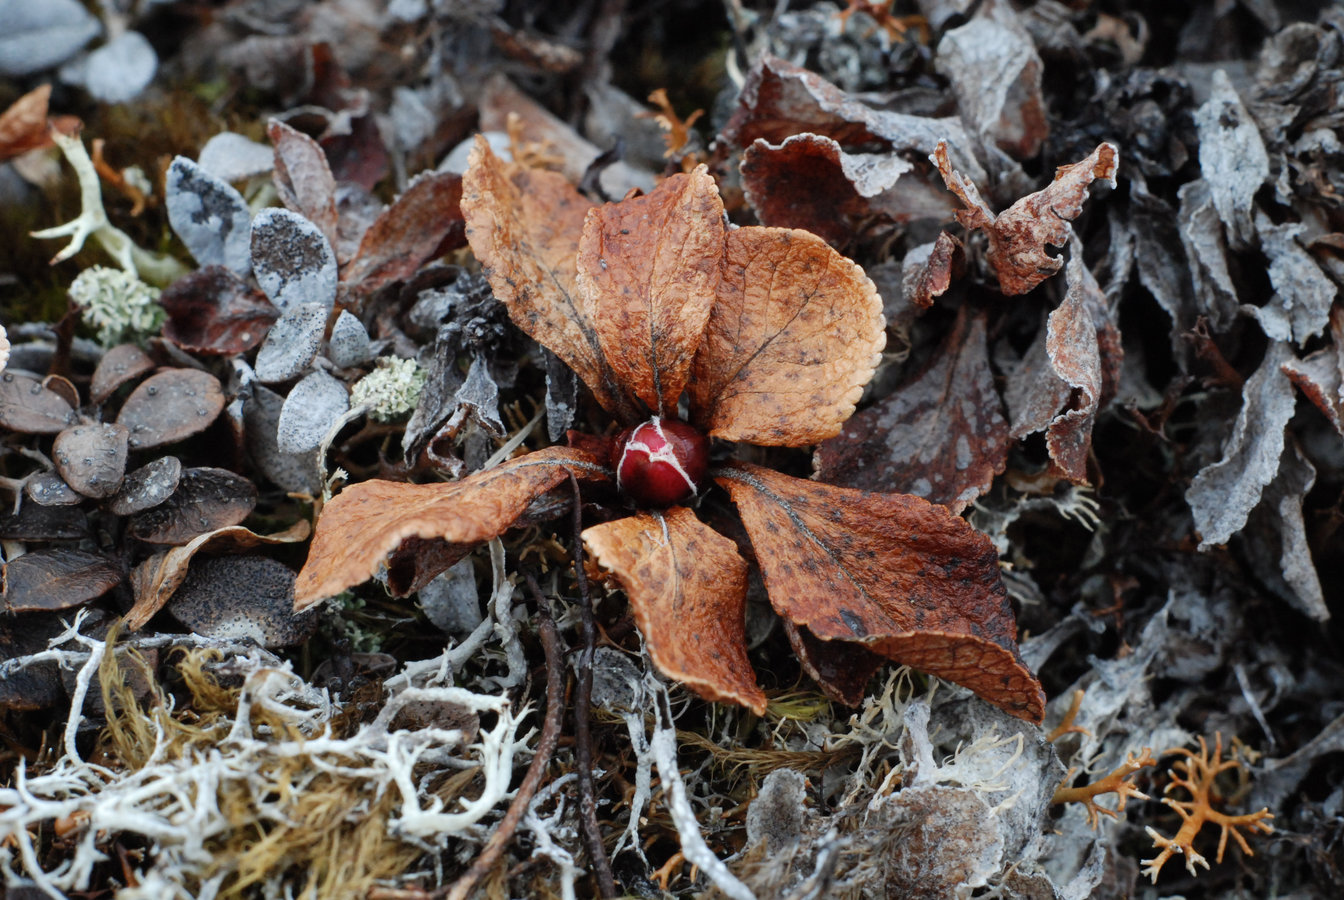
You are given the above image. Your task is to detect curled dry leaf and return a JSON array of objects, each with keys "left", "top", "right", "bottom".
[
  {"left": 127, "top": 520, "right": 310, "bottom": 631},
  {"left": 3, "top": 548, "right": 122, "bottom": 614},
  {"left": 159, "top": 266, "right": 278, "bottom": 356},
  {"left": 577, "top": 167, "right": 724, "bottom": 417},
  {"left": 293, "top": 446, "right": 610, "bottom": 608},
  {"left": 116, "top": 368, "right": 225, "bottom": 450},
  {"left": 1042, "top": 245, "right": 1107, "bottom": 483},
  {"left": 689, "top": 227, "right": 885, "bottom": 445},
  {"left": 717, "top": 462, "right": 1044, "bottom": 722},
  {"left": 932, "top": 141, "right": 1119, "bottom": 295},
  {"left": 342, "top": 171, "right": 467, "bottom": 292},
  {"left": 583, "top": 506, "right": 766, "bottom": 715},
  {"left": 460, "top": 137, "right": 635, "bottom": 422},
  {"left": 814, "top": 308, "right": 1008, "bottom": 511},
  {"left": 1282, "top": 307, "right": 1344, "bottom": 436},
  {"left": 906, "top": 231, "right": 965, "bottom": 309},
  {"left": 0, "top": 83, "right": 73, "bottom": 161}
]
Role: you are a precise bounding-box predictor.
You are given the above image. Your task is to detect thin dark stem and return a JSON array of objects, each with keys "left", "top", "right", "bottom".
[
  {"left": 439, "top": 576, "right": 567, "bottom": 900},
  {"left": 568, "top": 472, "right": 617, "bottom": 898}
]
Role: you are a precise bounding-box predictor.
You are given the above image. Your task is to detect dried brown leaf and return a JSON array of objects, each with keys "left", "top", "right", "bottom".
[
  {"left": 717, "top": 462, "right": 1044, "bottom": 721},
  {"left": 128, "top": 467, "right": 257, "bottom": 545},
  {"left": 0, "top": 84, "right": 55, "bottom": 161},
  {"left": 116, "top": 368, "right": 225, "bottom": 451},
  {"left": 688, "top": 227, "right": 885, "bottom": 445},
  {"left": 343, "top": 171, "right": 467, "bottom": 292},
  {"left": 293, "top": 446, "right": 609, "bottom": 609},
  {"left": 3, "top": 548, "right": 121, "bottom": 613},
  {"left": 814, "top": 308, "right": 1007, "bottom": 511},
  {"left": 577, "top": 167, "right": 724, "bottom": 417},
  {"left": 90, "top": 343, "right": 155, "bottom": 404},
  {"left": 268, "top": 118, "right": 338, "bottom": 251},
  {"left": 584, "top": 506, "right": 765, "bottom": 714},
  {"left": 461, "top": 137, "right": 636, "bottom": 421},
  {"left": 0, "top": 372, "right": 77, "bottom": 435},
  {"left": 53, "top": 422, "right": 128, "bottom": 499},
  {"left": 907, "top": 231, "right": 965, "bottom": 309},
  {"left": 932, "top": 141, "right": 1118, "bottom": 295},
  {"left": 159, "top": 266, "right": 279, "bottom": 356},
  {"left": 1043, "top": 246, "right": 1107, "bottom": 482}
]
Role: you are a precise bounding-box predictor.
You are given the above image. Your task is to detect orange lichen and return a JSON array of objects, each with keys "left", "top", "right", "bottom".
[
  {"left": 835, "top": 1, "right": 930, "bottom": 43},
  {"left": 1046, "top": 688, "right": 1092, "bottom": 743},
  {"left": 1053, "top": 747, "right": 1155, "bottom": 829},
  {"left": 641, "top": 88, "right": 704, "bottom": 160},
  {"left": 1142, "top": 733, "right": 1274, "bottom": 881}
]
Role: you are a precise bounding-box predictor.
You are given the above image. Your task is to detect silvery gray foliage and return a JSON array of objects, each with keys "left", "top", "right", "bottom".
[
  {"left": 239, "top": 374, "right": 322, "bottom": 495},
  {"left": 419, "top": 559, "right": 483, "bottom": 637},
  {"left": 166, "top": 158, "right": 253, "bottom": 277},
  {"left": 197, "top": 132, "right": 274, "bottom": 182},
  {"left": 59, "top": 30, "right": 157, "bottom": 104},
  {"left": 254, "top": 302, "right": 329, "bottom": 383},
  {"left": 276, "top": 369, "right": 349, "bottom": 454},
  {"left": 327, "top": 310, "right": 372, "bottom": 368},
  {"left": 249, "top": 208, "right": 337, "bottom": 312},
  {"left": 0, "top": 0, "right": 99, "bottom": 76}
]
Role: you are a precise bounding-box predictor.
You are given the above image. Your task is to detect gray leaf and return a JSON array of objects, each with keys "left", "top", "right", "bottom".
[
  {"left": 166, "top": 157, "right": 253, "bottom": 277},
  {"left": 60, "top": 30, "right": 156, "bottom": 104},
  {"left": 108, "top": 456, "right": 182, "bottom": 516},
  {"left": 250, "top": 207, "right": 337, "bottom": 311},
  {"left": 1186, "top": 342, "right": 1296, "bottom": 548},
  {"left": 1194, "top": 69, "right": 1268, "bottom": 248},
  {"left": 1254, "top": 212, "right": 1335, "bottom": 345},
  {"left": 1243, "top": 441, "right": 1327, "bottom": 621},
  {"left": 254, "top": 301, "right": 328, "bottom": 383},
  {"left": 277, "top": 370, "right": 349, "bottom": 454},
  {"left": 327, "top": 310, "right": 372, "bottom": 368},
  {"left": 198, "top": 131, "right": 274, "bottom": 182},
  {"left": 243, "top": 382, "right": 322, "bottom": 494},
  {"left": 418, "top": 559, "right": 482, "bottom": 636},
  {"left": 456, "top": 354, "right": 503, "bottom": 436},
  {"left": 0, "top": 0, "right": 100, "bottom": 77}
]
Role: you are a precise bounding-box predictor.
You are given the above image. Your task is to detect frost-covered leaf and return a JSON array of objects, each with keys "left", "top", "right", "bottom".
[
  {"left": 1282, "top": 310, "right": 1344, "bottom": 436},
  {"left": 932, "top": 141, "right": 1118, "bottom": 295},
  {"left": 128, "top": 466, "right": 258, "bottom": 545},
  {"left": 1252, "top": 212, "right": 1335, "bottom": 345},
  {"left": 0, "top": 371, "right": 77, "bottom": 434},
  {"left": 166, "top": 157, "right": 254, "bottom": 276},
  {"left": 1193, "top": 69, "right": 1268, "bottom": 247},
  {"left": 584, "top": 507, "right": 766, "bottom": 714},
  {"left": 250, "top": 207, "right": 337, "bottom": 311},
  {"left": 1186, "top": 341, "right": 1295, "bottom": 548},
  {"left": 59, "top": 30, "right": 156, "bottom": 104},
  {"left": 326, "top": 309, "right": 371, "bottom": 368},
  {"left": 2, "top": 548, "right": 120, "bottom": 613},
  {"left": 168, "top": 556, "right": 315, "bottom": 648},
  {"left": 242, "top": 381, "right": 322, "bottom": 494},
  {"left": 116, "top": 368, "right": 225, "bottom": 450},
  {"left": 688, "top": 226, "right": 885, "bottom": 445},
  {"left": 53, "top": 422, "right": 128, "bottom": 499},
  {"left": 935, "top": 1, "right": 1047, "bottom": 159},
  {"left": 718, "top": 462, "right": 1044, "bottom": 721},
  {"left": 197, "top": 131, "right": 274, "bottom": 182},
  {"left": 1243, "top": 442, "right": 1327, "bottom": 621},
  {"left": 342, "top": 171, "right": 466, "bottom": 292},
  {"left": 277, "top": 369, "right": 349, "bottom": 454},
  {"left": 268, "top": 119, "right": 338, "bottom": 249},
  {"left": 294, "top": 445, "right": 610, "bottom": 608},
  {"left": 159, "top": 266, "right": 278, "bottom": 356},
  {"left": 0, "top": 0, "right": 99, "bottom": 77},
  {"left": 455, "top": 354, "right": 503, "bottom": 436},
  {"left": 577, "top": 166, "right": 724, "bottom": 417},
  {"left": 814, "top": 309, "right": 1007, "bottom": 511},
  {"left": 253, "top": 301, "right": 328, "bottom": 383},
  {"left": 1177, "top": 179, "right": 1240, "bottom": 331},
  {"left": 108, "top": 456, "right": 182, "bottom": 516}
]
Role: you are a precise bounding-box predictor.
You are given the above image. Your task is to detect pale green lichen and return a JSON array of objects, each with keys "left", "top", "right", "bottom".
[
  {"left": 67, "top": 266, "right": 165, "bottom": 345},
  {"left": 350, "top": 357, "right": 426, "bottom": 421}
]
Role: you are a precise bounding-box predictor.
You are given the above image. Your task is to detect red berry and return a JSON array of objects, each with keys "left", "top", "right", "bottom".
[{"left": 612, "top": 417, "right": 710, "bottom": 508}]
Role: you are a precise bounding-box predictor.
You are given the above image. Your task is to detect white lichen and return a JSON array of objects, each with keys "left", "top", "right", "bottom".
[
  {"left": 350, "top": 356, "right": 427, "bottom": 421},
  {"left": 66, "top": 265, "right": 165, "bottom": 345}
]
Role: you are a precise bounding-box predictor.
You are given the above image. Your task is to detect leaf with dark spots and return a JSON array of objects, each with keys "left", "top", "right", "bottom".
[
  {"left": 0, "top": 372, "right": 77, "bottom": 435},
  {"left": 343, "top": 171, "right": 466, "bottom": 292},
  {"left": 126, "top": 520, "right": 308, "bottom": 630},
  {"left": 814, "top": 308, "right": 1008, "bottom": 512},
  {"left": 25, "top": 473, "right": 82, "bottom": 507},
  {"left": 293, "top": 446, "right": 611, "bottom": 609},
  {"left": 3, "top": 548, "right": 122, "bottom": 613},
  {"left": 90, "top": 343, "right": 155, "bottom": 404},
  {"left": 253, "top": 301, "right": 329, "bottom": 383},
  {"left": 108, "top": 456, "right": 182, "bottom": 516},
  {"left": 717, "top": 462, "right": 1044, "bottom": 722},
  {"left": 250, "top": 207, "right": 337, "bottom": 312},
  {"left": 116, "top": 368, "right": 225, "bottom": 450},
  {"left": 167, "top": 555, "right": 316, "bottom": 648},
  {"left": 584, "top": 506, "right": 766, "bottom": 714},
  {"left": 268, "top": 118, "right": 338, "bottom": 251},
  {"left": 577, "top": 166, "right": 724, "bottom": 417},
  {"left": 128, "top": 466, "right": 257, "bottom": 545},
  {"left": 931, "top": 141, "right": 1118, "bottom": 296},
  {"left": 159, "top": 266, "right": 278, "bottom": 356},
  {"left": 688, "top": 226, "right": 885, "bottom": 446},
  {"left": 165, "top": 156, "right": 253, "bottom": 276},
  {"left": 53, "top": 422, "right": 128, "bottom": 499}
]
